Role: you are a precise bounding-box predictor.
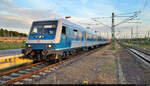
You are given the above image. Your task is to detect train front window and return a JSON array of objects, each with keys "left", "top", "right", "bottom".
[{"left": 30, "top": 24, "right": 57, "bottom": 35}]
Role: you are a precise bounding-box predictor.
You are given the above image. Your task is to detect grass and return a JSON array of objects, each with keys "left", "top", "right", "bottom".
[
  {"left": 0, "top": 41, "right": 26, "bottom": 50},
  {"left": 123, "top": 42, "right": 150, "bottom": 50}
]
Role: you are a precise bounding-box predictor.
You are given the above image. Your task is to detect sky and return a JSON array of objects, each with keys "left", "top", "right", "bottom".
[{"left": 0, "top": 0, "right": 150, "bottom": 38}]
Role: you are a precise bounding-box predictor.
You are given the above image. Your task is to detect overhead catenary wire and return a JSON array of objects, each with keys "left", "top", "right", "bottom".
[
  {"left": 91, "top": 19, "right": 111, "bottom": 28},
  {"left": 115, "top": 11, "right": 141, "bottom": 27},
  {"left": 116, "top": 0, "right": 150, "bottom": 16}
]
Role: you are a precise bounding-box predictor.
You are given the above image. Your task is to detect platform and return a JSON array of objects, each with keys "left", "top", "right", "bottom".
[
  {"left": 0, "top": 54, "right": 23, "bottom": 63},
  {"left": 0, "top": 49, "right": 21, "bottom": 57},
  {"left": 0, "top": 54, "right": 32, "bottom": 70}
]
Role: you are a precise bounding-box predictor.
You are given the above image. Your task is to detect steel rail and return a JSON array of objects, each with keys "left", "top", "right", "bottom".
[
  {"left": 127, "top": 48, "right": 150, "bottom": 64},
  {"left": 120, "top": 42, "right": 150, "bottom": 66},
  {"left": 0, "top": 62, "right": 43, "bottom": 77},
  {"left": 3, "top": 54, "right": 78, "bottom": 84}
]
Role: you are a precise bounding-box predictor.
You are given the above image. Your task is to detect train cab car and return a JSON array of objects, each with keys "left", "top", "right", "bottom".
[{"left": 22, "top": 18, "right": 108, "bottom": 61}]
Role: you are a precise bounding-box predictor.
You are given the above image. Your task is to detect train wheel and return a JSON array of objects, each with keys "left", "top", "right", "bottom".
[
  {"left": 62, "top": 51, "right": 67, "bottom": 60},
  {"left": 33, "top": 59, "right": 39, "bottom": 63},
  {"left": 45, "top": 54, "right": 56, "bottom": 63},
  {"left": 68, "top": 51, "right": 72, "bottom": 56}
]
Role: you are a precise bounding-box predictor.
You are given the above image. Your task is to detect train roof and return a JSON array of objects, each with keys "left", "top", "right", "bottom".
[
  {"left": 33, "top": 18, "right": 99, "bottom": 36},
  {"left": 58, "top": 18, "right": 97, "bottom": 35}
]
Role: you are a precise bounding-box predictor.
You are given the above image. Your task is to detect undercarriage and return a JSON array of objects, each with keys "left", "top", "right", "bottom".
[{"left": 21, "top": 44, "right": 105, "bottom": 62}]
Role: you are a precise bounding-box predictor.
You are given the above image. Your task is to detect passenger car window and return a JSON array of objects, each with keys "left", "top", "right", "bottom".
[
  {"left": 32, "top": 27, "right": 37, "bottom": 34},
  {"left": 62, "top": 26, "right": 66, "bottom": 35},
  {"left": 31, "top": 26, "right": 42, "bottom": 34},
  {"left": 73, "top": 29, "right": 78, "bottom": 40}
]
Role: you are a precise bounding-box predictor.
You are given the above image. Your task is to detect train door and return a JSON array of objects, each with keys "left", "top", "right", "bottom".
[
  {"left": 66, "top": 26, "right": 72, "bottom": 48},
  {"left": 61, "top": 26, "right": 67, "bottom": 48},
  {"left": 61, "top": 25, "right": 72, "bottom": 49}
]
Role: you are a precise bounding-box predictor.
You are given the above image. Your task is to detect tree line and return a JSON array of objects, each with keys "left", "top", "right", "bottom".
[{"left": 0, "top": 28, "right": 27, "bottom": 37}]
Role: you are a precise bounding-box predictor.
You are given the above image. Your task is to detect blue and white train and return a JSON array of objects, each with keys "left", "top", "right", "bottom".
[{"left": 22, "top": 18, "right": 110, "bottom": 61}]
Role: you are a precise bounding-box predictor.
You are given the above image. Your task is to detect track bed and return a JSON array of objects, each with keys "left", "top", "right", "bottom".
[{"left": 34, "top": 44, "right": 118, "bottom": 84}]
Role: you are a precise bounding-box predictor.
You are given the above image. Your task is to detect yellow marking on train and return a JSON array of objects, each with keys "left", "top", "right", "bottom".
[{"left": 55, "top": 54, "right": 58, "bottom": 60}]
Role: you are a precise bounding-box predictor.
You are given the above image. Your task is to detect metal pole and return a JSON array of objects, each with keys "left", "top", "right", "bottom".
[
  {"left": 131, "top": 27, "right": 133, "bottom": 43},
  {"left": 136, "top": 23, "right": 139, "bottom": 38},
  {"left": 111, "top": 12, "right": 115, "bottom": 49},
  {"left": 147, "top": 31, "right": 150, "bottom": 43},
  {"left": 148, "top": 31, "right": 150, "bottom": 38}
]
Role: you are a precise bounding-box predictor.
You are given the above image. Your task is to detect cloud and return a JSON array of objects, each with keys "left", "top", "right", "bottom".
[
  {"left": 0, "top": 14, "right": 31, "bottom": 28},
  {"left": 0, "top": 0, "right": 149, "bottom": 38},
  {"left": 0, "top": 0, "right": 118, "bottom": 34},
  {"left": 0, "top": 14, "right": 31, "bottom": 33},
  {"left": 0, "top": 0, "right": 63, "bottom": 33},
  {"left": 9, "top": 8, "right": 62, "bottom": 20},
  {"left": 0, "top": 0, "right": 18, "bottom": 9}
]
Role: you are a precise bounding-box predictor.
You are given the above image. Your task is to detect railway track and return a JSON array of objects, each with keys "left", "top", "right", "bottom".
[
  {"left": 0, "top": 45, "right": 107, "bottom": 84},
  {"left": 0, "top": 57, "right": 74, "bottom": 84},
  {"left": 0, "top": 57, "right": 73, "bottom": 84},
  {"left": 120, "top": 42, "right": 150, "bottom": 68},
  {"left": 0, "top": 62, "right": 43, "bottom": 77},
  {"left": 0, "top": 62, "right": 43, "bottom": 84},
  {"left": 3, "top": 59, "right": 70, "bottom": 84}
]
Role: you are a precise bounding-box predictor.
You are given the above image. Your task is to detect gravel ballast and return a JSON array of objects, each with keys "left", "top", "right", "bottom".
[{"left": 34, "top": 45, "right": 118, "bottom": 84}]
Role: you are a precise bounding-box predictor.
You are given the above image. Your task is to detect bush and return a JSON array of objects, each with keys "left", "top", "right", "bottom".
[{"left": 0, "top": 28, "right": 27, "bottom": 37}]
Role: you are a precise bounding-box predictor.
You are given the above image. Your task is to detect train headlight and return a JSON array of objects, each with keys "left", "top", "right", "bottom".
[
  {"left": 39, "top": 36, "right": 42, "bottom": 38},
  {"left": 28, "top": 44, "right": 31, "bottom": 48},
  {"left": 48, "top": 45, "right": 52, "bottom": 48}
]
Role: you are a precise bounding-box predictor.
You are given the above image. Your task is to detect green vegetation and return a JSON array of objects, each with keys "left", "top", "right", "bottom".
[
  {"left": 0, "top": 41, "right": 26, "bottom": 50},
  {"left": 123, "top": 42, "right": 150, "bottom": 50},
  {"left": 123, "top": 38, "right": 150, "bottom": 44},
  {"left": 121, "top": 37, "right": 150, "bottom": 50},
  {"left": 0, "top": 28, "right": 27, "bottom": 37},
  {"left": 132, "top": 38, "right": 150, "bottom": 44}
]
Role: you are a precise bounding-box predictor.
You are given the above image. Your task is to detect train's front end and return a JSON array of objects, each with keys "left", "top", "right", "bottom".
[{"left": 22, "top": 20, "right": 62, "bottom": 61}]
